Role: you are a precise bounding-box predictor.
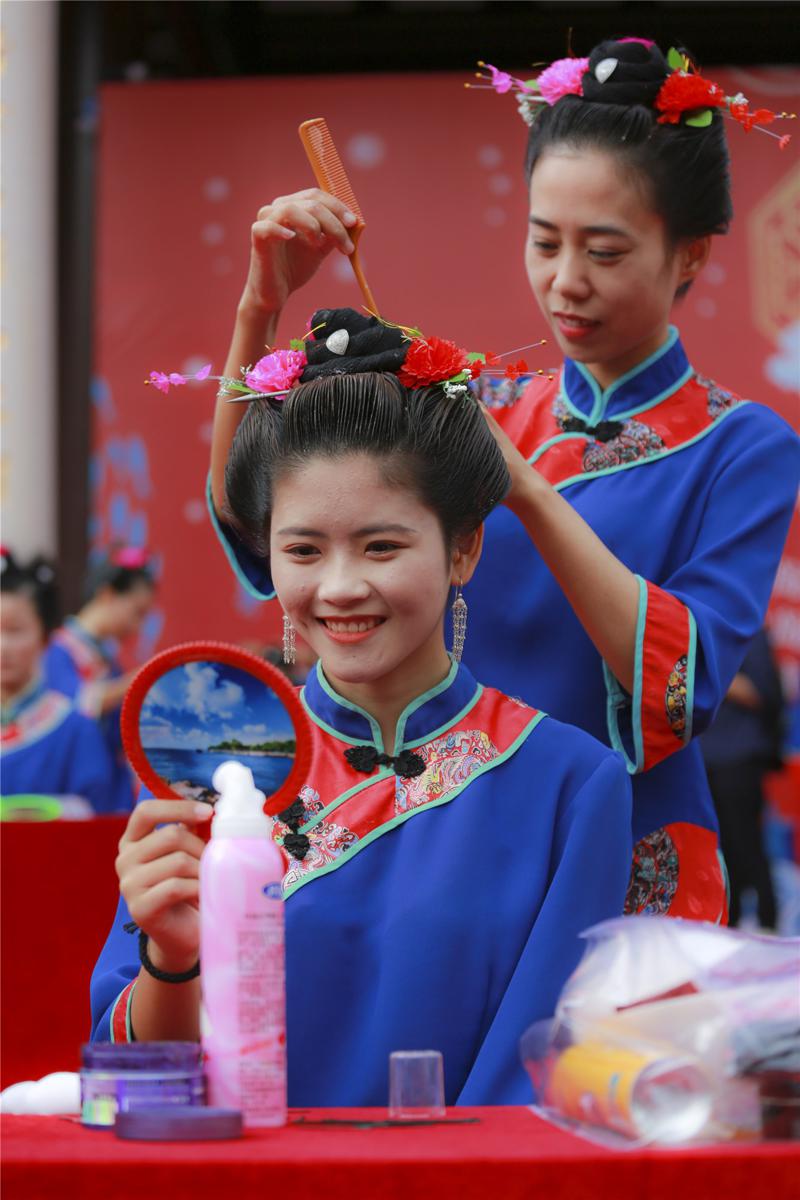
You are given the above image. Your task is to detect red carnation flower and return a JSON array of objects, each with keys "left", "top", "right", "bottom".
[
  {"left": 654, "top": 72, "right": 725, "bottom": 125},
  {"left": 504, "top": 359, "right": 529, "bottom": 379},
  {"left": 397, "top": 336, "right": 470, "bottom": 387}
]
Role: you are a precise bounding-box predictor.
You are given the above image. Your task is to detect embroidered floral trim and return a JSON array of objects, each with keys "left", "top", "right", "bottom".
[
  {"left": 694, "top": 374, "right": 745, "bottom": 420},
  {"left": 624, "top": 827, "right": 680, "bottom": 914},
  {"left": 278, "top": 786, "right": 359, "bottom": 892},
  {"left": 665, "top": 655, "right": 689, "bottom": 739},
  {"left": 395, "top": 729, "right": 499, "bottom": 814},
  {"left": 553, "top": 397, "right": 665, "bottom": 471}
]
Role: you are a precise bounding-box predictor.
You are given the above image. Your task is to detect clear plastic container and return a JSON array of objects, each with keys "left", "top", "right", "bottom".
[
  {"left": 521, "top": 1019, "right": 713, "bottom": 1145},
  {"left": 80, "top": 1042, "right": 205, "bottom": 1128}
]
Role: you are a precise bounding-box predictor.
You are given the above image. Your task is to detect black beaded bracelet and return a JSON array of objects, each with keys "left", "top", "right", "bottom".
[{"left": 138, "top": 930, "right": 200, "bottom": 984}]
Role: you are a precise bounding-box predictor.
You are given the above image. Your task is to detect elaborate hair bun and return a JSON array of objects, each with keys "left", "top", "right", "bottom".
[
  {"left": 301, "top": 308, "right": 408, "bottom": 381},
  {"left": 582, "top": 39, "right": 670, "bottom": 108}
]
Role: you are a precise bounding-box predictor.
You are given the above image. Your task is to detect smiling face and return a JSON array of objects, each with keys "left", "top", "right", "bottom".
[
  {"left": 270, "top": 454, "right": 477, "bottom": 705},
  {"left": 525, "top": 148, "right": 707, "bottom": 389}
]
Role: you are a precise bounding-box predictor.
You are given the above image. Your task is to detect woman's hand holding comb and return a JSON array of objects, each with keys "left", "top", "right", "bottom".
[
  {"left": 242, "top": 188, "right": 359, "bottom": 315},
  {"left": 210, "top": 188, "right": 359, "bottom": 513}
]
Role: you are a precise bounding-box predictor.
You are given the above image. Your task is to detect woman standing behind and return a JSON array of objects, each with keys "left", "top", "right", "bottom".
[
  {"left": 466, "top": 37, "right": 799, "bottom": 920},
  {"left": 208, "top": 37, "right": 799, "bottom": 922},
  {"left": 44, "top": 549, "right": 155, "bottom": 812},
  {"left": 1, "top": 551, "right": 117, "bottom": 813}
]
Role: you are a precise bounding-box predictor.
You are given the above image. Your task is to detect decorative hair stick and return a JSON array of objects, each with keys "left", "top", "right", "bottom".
[{"left": 299, "top": 118, "right": 380, "bottom": 316}]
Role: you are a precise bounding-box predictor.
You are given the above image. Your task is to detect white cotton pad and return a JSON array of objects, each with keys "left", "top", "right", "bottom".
[{"left": 0, "top": 1072, "right": 81, "bottom": 1114}]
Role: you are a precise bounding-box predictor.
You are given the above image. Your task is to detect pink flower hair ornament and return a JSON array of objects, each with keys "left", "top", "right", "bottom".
[{"left": 468, "top": 41, "right": 795, "bottom": 147}]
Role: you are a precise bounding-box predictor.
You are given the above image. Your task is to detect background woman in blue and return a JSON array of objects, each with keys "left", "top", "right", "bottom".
[
  {"left": 44, "top": 550, "right": 156, "bottom": 811},
  {"left": 91, "top": 328, "right": 632, "bottom": 1105},
  {"left": 207, "top": 36, "right": 799, "bottom": 922},
  {"left": 1, "top": 551, "right": 117, "bottom": 814}
]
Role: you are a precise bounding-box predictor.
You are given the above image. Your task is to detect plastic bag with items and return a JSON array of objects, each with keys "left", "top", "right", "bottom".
[{"left": 520, "top": 916, "right": 800, "bottom": 1146}]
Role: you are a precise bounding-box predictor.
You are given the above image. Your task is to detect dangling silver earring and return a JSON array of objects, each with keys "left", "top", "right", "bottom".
[
  {"left": 282, "top": 612, "right": 297, "bottom": 665},
  {"left": 451, "top": 581, "right": 468, "bottom": 663}
]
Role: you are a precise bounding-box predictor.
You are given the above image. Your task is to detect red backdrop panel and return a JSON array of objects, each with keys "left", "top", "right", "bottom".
[{"left": 92, "top": 69, "right": 799, "bottom": 689}]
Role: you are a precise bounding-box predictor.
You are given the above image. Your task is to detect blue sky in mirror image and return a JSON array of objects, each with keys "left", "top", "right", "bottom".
[{"left": 141, "top": 661, "right": 295, "bottom": 750}]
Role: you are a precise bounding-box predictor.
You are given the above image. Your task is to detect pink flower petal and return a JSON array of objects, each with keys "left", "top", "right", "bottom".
[
  {"left": 168, "top": 372, "right": 187, "bottom": 386},
  {"left": 245, "top": 348, "right": 307, "bottom": 393},
  {"left": 194, "top": 363, "right": 212, "bottom": 380},
  {"left": 537, "top": 57, "right": 590, "bottom": 105},
  {"left": 148, "top": 371, "right": 171, "bottom": 393}
]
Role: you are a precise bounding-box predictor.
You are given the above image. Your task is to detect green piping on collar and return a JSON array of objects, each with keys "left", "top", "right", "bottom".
[
  {"left": 393, "top": 658, "right": 459, "bottom": 750},
  {"left": 402, "top": 683, "right": 484, "bottom": 751},
  {"left": 314, "top": 662, "right": 384, "bottom": 750},
  {"left": 569, "top": 326, "right": 680, "bottom": 424},
  {"left": 292, "top": 770, "right": 394, "bottom": 838},
  {"left": 300, "top": 688, "right": 374, "bottom": 749},
  {"left": 283, "top": 711, "right": 547, "bottom": 899}
]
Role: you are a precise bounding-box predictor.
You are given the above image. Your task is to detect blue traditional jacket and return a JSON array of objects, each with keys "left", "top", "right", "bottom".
[
  {"left": 1, "top": 676, "right": 117, "bottom": 813},
  {"left": 91, "top": 661, "right": 632, "bottom": 1106},
  {"left": 207, "top": 329, "right": 799, "bottom": 915},
  {"left": 44, "top": 617, "right": 135, "bottom": 811}
]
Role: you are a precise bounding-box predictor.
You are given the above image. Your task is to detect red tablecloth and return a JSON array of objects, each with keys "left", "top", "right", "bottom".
[
  {"left": 0, "top": 819, "right": 127, "bottom": 1087},
  {"left": 2, "top": 1109, "right": 798, "bottom": 1200}
]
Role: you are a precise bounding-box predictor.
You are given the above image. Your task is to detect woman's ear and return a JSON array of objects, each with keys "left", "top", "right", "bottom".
[
  {"left": 677, "top": 236, "right": 712, "bottom": 286},
  {"left": 450, "top": 525, "right": 484, "bottom": 587}
]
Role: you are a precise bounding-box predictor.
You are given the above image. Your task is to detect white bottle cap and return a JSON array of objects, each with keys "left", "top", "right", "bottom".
[{"left": 211, "top": 761, "right": 272, "bottom": 839}]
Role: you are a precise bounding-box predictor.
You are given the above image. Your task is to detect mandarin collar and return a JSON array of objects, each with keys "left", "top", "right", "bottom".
[
  {"left": 1, "top": 673, "right": 46, "bottom": 725},
  {"left": 301, "top": 659, "right": 482, "bottom": 753},
  {"left": 561, "top": 327, "right": 693, "bottom": 423}
]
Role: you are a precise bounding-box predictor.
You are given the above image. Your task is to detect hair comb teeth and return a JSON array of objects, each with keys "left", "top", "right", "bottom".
[{"left": 298, "top": 118, "right": 380, "bottom": 315}]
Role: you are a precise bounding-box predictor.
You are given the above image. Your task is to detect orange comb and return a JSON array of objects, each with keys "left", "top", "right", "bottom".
[{"left": 298, "top": 117, "right": 380, "bottom": 317}]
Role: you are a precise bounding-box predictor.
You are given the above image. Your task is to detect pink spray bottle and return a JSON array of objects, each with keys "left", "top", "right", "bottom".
[{"left": 200, "top": 760, "right": 287, "bottom": 1126}]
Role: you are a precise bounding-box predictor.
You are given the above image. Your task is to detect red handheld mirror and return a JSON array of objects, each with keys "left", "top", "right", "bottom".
[{"left": 121, "top": 641, "right": 312, "bottom": 821}]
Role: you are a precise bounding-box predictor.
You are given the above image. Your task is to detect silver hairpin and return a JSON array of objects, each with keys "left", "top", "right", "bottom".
[
  {"left": 325, "top": 329, "right": 350, "bottom": 356},
  {"left": 595, "top": 58, "right": 618, "bottom": 84}
]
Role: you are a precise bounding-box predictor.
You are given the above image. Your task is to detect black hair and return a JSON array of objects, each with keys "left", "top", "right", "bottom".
[
  {"left": 224, "top": 310, "right": 511, "bottom": 559},
  {"left": 83, "top": 551, "right": 155, "bottom": 605},
  {"left": 524, "top": 38, "right": 733, "bottom": 292},
  {"left": 0, "top": 549, "right": 61, "bottom": 635}
]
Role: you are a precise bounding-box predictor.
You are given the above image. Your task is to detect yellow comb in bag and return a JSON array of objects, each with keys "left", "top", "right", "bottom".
[{"left": 298, "top": 118, "right": 380, "bottom": 317}]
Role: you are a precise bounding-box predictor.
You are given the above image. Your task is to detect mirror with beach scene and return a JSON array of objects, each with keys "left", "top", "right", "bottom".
[{"left": 121, "top": 641, "right": 311, "bottom": 813}]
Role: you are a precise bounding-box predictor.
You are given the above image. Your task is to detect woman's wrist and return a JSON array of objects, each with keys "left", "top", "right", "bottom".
[
  {"left": 237, "top": 287, "right": 283, "bottom": 324},
  {"left": 506, "top": 462, "right": 551, "bottom": 519},
  {"left": 146, "top": 938, "right": 200, "bottom": 977}
]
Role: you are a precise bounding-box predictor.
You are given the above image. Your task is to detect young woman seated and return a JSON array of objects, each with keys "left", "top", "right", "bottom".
[{"left": 91, "top": 313, "right": 633, "bottom": 1105}]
